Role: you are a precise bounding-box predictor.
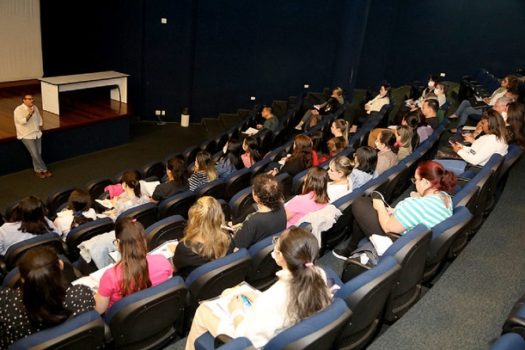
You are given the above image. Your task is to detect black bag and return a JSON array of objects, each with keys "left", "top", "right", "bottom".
[{"left": 341, "top": 247, "right": 379, "bottom": 282}]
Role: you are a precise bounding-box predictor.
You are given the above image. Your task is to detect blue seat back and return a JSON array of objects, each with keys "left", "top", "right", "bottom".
[
  {"left": 185, "top": 249, "right": 252, "bottom": 302},
  {"left": 490, "top": 333, "right": 525, "bottom": 350},
  {"left": 105, "top": 276, "right": 187, "bottom": 349},
  {"left": 9, "top": 311, "right": 105, "bottom": 350},
  {"left": 334, "top": 256, "right": 400, "bottom": 349},
  {"left": 246, "top": 234, "right": 280, "bottom": 290},
  {"left": 265, "top": 298, "right": 352, "bottom": 350}
]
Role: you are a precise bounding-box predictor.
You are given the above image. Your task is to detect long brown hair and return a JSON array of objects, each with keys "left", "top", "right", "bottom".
[
  {"left": 277, "top": 227, "right": 331, "bottom": 323},
  {"left": 195, "top": 151, "right": 218, "bottom": 181},
  {"left": 115, "top": 218, "right": 151, "bottom": 296},
  {"left": 481, "top": 109, "right": 508, "bottom": 142},
  {"left": 18, "top": 247, "right": 72, "bottom": 328},
  {"left": 182, "top": 196, "right": 231, "bottom": 260},
  {"left": 290, "top": 134, "right": 313, "bottom": 168},
  {"left": 302, "top": 167, "right": 329, "bottom": 204}
]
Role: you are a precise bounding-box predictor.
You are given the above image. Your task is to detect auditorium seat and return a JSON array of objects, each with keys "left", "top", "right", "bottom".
[
  {"left": 66, "top": 217, "right": 114, "bottom": 260},
  {"left": 503, "top": 302, "right": 525, "bottom": 340},
  {"left": 196, "top": 179, "right": 227, "bottom": 199},
  {"left": 490, "top": 333, "right": 525, "bottom": 350},
  {"left": 105, "top": 276, "right": 187, "bottom": 349},
  {"left": 225, "top": 169, "right": 252, "bottom": 199},
  {"left": 345, "top": 224, "right": 432, "bottom": 323},
  {"left": 250, "top": 158, "right": 272, "bottom": 178},
  {"left": 46, "top": 187, "right": 75, "bottom": 219},
  {"left": 183, "top": 145, "right": 202, "bottom": 164},
  {"left": 275, "top": 172, "right": 293, "bottom": 201},
  {"left": 86, "top": 178, "right": 113, "bottom": 200},
  {"left": 158, "top": 191, "right": 196, "bottom": 219},
  {"left": 115, "top": 202, "right": 158, "bottom": 229},
  {"left": 201, "top": 139, "right": 218, "bottom": 155},
  {"left": 3, "top": 232, "right": 64, "bottom": 271},
  {"left": 291, "top": 169, "right": 308, "bottom": 196},
  {"left": 246, "top": 234, "right": 280, "bottom": 291},
  {"left": 228, "top": 187, "right": 256, "bottom": 224},
  {"left": 144, "top": 214, "right": 186, "bottom": 250},
  {"left": 142, "top": 160, "right": 166, "bottom": 180},
  {"left": 195, "top": 298, "right": 351, "bottom": 350},
  {"left": 334, "top": 256, "right": 401, "bottom": 349},
  {"left": 423, "top": 206, "right": 473, "bottom": 284},
  {"left": 9, "top": 310, "right": 105, "bottom": 350},
  {"left": 185, "top": 249, "right": 252, "bottom": 321}
]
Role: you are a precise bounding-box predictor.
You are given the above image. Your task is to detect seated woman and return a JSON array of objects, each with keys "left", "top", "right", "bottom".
[
  {"left": 364, "top": 83, "right": 391, "bottom": 115},
  {"left": 151, "top": 156, "right": 188, "bottom": 202},
  {"left": 333, "top": 160, "right": 456, "bottom": 259},
  {"left": 240, "top": 136, "right": 262, "bottom": 168},
  {"left": 448, "top": 110, "right": 508, "bottom": 175},
  {"left": 0, "top": 246, "right": 95, "bottom": 348},
  {"left": 374, "top": 129, "right": 398, "bottom": 176},
  {"left": 106, "top": 170, "right": 150, "bottom": 220},
  {"left": 273, "top": 134, "right": 314, "bottom": 177},
  {"left": 295, "top": 87, "right": 344, "bottom": 131},
  {"left": 185, "top": 227, "right": 332, "bottom": 350},
  {"left": 0, "top": 196, "right": 58, "bottom": 255},
  {"left": 327, "top": 156, "right": 353, "bottom": 203},
  {"left": 401, "top": 110, "right": 421, "bottom": 149},
  {"left": 216, "top": 138, "right": 243, "bottom": 179},
  {"left": 54, "top": 189, "right": 98, "bottom": 238},
  {"left": 285, "top": 167, "right": 329, "bottom": 227},
  {"left": 329, "top": 119, "right": 350, "bottom": 146},
  {"left": 434, "top": 83, "right": 448, "bottom": 108},
  {"left": 349, "top": 146, "right": 377, "bottom": 189},
  {"left": 449, "top": 75, "right": 518, "bottom": 126},
  {"left": 232, "top": 174, "right": 286, "bottom": 249},
  {"left": 319, "top": 136, "right": 347, "bottom": 164},
  {"left": 189, "top": 151, "right": 219, "bottom": 191},
  {"left": 173, "top": 196, "right": 234, "bottom": 279},
  {"left": 506, "top": 102, "right": 525, "bottom": 147},
  {"left": 95, "top": 218, "right": 173, "bottom": 314},
  {"left": 395, "top": 125, "right": 414, "bottom": 161}
]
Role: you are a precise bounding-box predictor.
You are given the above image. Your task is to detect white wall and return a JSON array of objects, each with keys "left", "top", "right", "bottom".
[{"left": 0, "top": 0, "right": 43, "bottom": 82}]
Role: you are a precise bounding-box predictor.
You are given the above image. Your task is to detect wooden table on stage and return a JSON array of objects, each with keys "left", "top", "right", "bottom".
[{"left": 39, "top": 71, "right": 129, "bottom": 115}]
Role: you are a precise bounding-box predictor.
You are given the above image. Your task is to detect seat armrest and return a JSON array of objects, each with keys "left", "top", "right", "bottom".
[
  {"left": 215, "top": 334, "right": 234, "bottom": 347},
  {"left": 0, "top": 255, "right": 6, "bottom": 280},
  {"left": 384, "top": 232, "right": 401, "bottom": 241},
  {"left": 342, "top": 259, "right": 371, "bottom": 283}
]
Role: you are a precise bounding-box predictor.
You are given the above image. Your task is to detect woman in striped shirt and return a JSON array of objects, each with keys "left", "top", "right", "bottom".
[
  {"left": 333, "top": 160, "right": 456, "bottom": 259},
  {"left": 189, "top": 151, "right": 218, "bottom": 191}
]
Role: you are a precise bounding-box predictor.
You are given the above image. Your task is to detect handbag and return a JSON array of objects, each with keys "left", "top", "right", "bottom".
[{"left": 436, "top": 149, "right": 464, "bottom": 160}]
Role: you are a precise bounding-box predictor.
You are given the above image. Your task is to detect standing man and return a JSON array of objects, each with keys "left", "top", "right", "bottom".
[
  {"left": 13, "top": 94, "right": 52, "bottom": 178},
  {"left": 256, "top": 106, "right": 280, "bottom": 133}
]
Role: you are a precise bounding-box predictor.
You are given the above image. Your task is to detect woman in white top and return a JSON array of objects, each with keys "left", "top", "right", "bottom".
[
  {"left": 185, "top": 227, "right": 332, "bottom": 350},
  {"left": 327, "top": 156, "right": 353, "bottom": 203},
  {"left": 0, "top": 196, "right": 58, "bottom": 255},
  {"left": 54, "top": 189, "right": 98, "bottom": 238},
  {"left": 450, "top": 110, "right": 508, "bottom": 166},
  {"left": 365, "top": 83, "right": 391, "bottom": 115},
  {"left": 106, "top": 170, "right": 150, "bottom": 220}
]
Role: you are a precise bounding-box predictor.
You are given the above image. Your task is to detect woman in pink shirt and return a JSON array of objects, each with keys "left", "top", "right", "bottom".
[
  {"left": 95, "top": 218, "right": 173, "bottom": 313},
  {"left": 285, "top": 167, "right": 329, "bottom": 227}
]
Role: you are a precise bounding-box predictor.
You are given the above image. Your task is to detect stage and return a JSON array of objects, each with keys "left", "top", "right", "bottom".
[{"left": 0, "top": 80, "right": 131, "bottom": 175}]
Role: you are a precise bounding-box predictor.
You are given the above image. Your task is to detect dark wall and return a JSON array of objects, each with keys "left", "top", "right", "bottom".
[
  {"left": 356, "top": 0, "right": 525, "bottom": 88},
  {"left": 40, "top": 0, "right": 347, "bottom": 122}
]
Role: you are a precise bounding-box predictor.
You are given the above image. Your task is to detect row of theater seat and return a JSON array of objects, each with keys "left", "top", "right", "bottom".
[{"left": 5, "top": 80, "right": 521, "bottom": 348}]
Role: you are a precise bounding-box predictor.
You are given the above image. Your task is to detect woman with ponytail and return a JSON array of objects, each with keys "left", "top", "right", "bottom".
[
  {"left": 186, "top": 227, "right": 332, "bottom": 350},
  {"left": 109, "top": 170, "right": 149, "bottom": 219},
  {"left": 330, "top": 119, "right": 350, "bottom": 146},
  {"left": 334, "top": 160, "right": 456, "bottom": 259},
  {"left": 54, "top": 189, "right": 97, "bottom": 237},
  {"left": 0, "top": 247, "right": 94, "bottom": 347},
  {"left": 95, "top": 218, "right": 173, "bottom": 313}
]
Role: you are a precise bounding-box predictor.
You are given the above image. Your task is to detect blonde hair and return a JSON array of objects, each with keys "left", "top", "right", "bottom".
[
  {"left": 396, "top": 125, "right": 413, "bottom": 148},
  {"left": 195, "top": 151, "right": 218, "bottom": 181},
  {"left": 329, "top": 156, "right": 353, "bottom": 177},
  {"left": 182, "top": 196, "right": 230, "bottom": 260}
]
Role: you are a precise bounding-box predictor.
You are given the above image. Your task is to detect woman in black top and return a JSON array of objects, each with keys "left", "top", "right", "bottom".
[
  {"left": 173, "top": 196, "right": 234, "bottom": 279},
  {"left": 151, "top": 156, "right": 188, "bottom": 202},
  {"left": 232, "top": 174, "right": 287, "bottom": 249},
  {"left": 280, "top": 134, "right": 314, "bottom": 177},
  {"left": 0, "top": 247, "right": 94, "bottom": 348}
]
